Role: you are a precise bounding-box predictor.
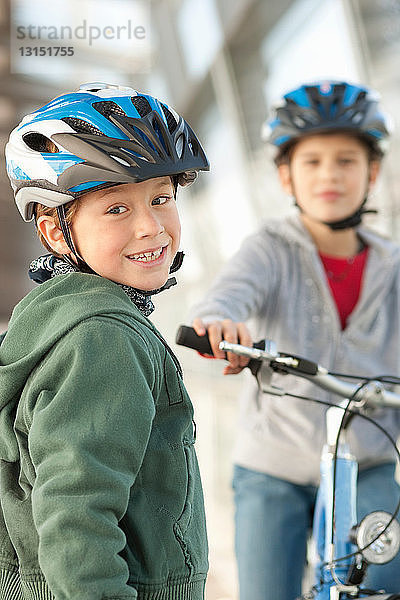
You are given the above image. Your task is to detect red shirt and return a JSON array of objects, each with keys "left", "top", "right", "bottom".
[{"left": 318, "top": 247, "right": 369, "bottom": 329}]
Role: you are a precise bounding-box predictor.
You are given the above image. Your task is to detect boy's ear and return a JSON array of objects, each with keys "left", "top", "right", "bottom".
[
  {"left": 368, "top": 160, "right": 380, "bottom": 189},
  {"left": 277, "top": 164, "right": 293, "bottom": 195},
  {"left": 36, "top": 215, "right": 70, "bottom": 255}
]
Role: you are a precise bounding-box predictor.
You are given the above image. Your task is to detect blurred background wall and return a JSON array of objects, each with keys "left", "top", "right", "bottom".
[{"left": 1, "top": 0, "right": 400, "bottom": 597}]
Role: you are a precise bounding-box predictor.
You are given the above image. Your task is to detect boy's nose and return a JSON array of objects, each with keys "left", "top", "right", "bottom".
[
  {"left": 135, "top": 208, "right": 164, "bottom": 238},
  {"left": 319, "top": 161, "right": 339, "bottom": 181}
]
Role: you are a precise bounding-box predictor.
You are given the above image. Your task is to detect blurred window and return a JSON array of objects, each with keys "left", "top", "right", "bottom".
[
  {"left": 261, "top": 0, "right": 360, "bottom": 105},
  {"left": 177, "top": 0, "right": 222, "bottom": 80},
  {"left": 11, "top": 0, "right": 150, "bottom": 82},
  {"left": 194, "top": 103, "right": 255, "bottom": 259}
]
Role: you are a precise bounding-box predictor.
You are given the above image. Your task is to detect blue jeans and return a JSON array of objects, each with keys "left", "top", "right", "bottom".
[{"left": 233, "top": 463, "right": 400, "bottom": 600}]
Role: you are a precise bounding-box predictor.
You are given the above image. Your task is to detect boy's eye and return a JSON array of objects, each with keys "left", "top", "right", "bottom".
[
  {"left": 107, "top": 205, "right": 128, "bottom": 215},
  {"left": 152, "top": 195, "right": 171, "bottom": 206},
  {"left": 339, "top": 158, "right": 355, "bottom": 165}
]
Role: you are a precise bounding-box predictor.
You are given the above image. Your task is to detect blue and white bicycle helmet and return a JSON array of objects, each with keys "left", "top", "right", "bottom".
[
  {"left": 6, "top": 82, "right": 209, "bottom": 222},
  {"left": 263, "top": 80, "right": 391, "bottom": 230},
  {"left": 264, "top": 80, "right": 391, "bottom": 156}
]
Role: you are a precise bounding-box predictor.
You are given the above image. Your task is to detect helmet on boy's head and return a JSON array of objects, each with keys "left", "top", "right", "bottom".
[
  {"left": 6, "top": 82, "right": 209, "bottom": 222},
  {"left": 263, "top": 80, "right": 392, "bottom": 231},
  {"left": 263, "top": 80, "right": 391, "bottom": 156}
]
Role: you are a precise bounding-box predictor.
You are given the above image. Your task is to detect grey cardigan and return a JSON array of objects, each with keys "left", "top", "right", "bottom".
[{"left": 190, "top": 214, "right": 400, "bottom": 485}]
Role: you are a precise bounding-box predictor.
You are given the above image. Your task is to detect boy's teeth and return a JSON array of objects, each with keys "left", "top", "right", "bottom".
[{"left": 129, "top": 248, "right": 163, "bottom": 262}]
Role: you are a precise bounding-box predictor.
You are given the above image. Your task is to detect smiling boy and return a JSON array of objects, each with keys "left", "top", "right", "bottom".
[
  {"left": 0, "top": 82, "right": 209, "bottom": 600},
  {"left": 37, "top": 178, "right": 181, "bottom": 291}
]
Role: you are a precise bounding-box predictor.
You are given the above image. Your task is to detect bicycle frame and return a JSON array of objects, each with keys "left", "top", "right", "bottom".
[
  {"left": 313, "top": 405, "right": 358, "bottom": 599},
  {"left": 175, "top": 326, "right": 400, "bottom": 599},
  {"left": 223, "top": 342, "right": 400, "bottom": 599}
]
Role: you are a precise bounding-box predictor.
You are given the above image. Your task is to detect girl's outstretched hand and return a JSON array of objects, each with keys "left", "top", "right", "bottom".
[{"left": 192, "top": 318, "right": 253, "bottom": 375}]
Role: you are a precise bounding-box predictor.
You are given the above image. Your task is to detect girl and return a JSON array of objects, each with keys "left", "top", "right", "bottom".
[{"left": 190, "top": 80, "right": 400, "bottom": 599}]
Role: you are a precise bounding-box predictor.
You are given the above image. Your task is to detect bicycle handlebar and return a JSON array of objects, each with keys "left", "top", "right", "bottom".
[{"left": 176, "top": 325, "right": 400, "bottom": 409}]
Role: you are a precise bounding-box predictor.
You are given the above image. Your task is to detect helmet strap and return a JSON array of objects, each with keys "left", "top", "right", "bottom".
[
  {"left": 167, "top": 182, "right": 185, "bottom": 273},
  {"left": 293, "top": 193, "right": 377, "bottom": 230},
  {"left": 56, "top": 205, "right": 95, "bottom": 273},
  {"left": 322, "top": 200, "right": 377, "bottom": 230},
  {"left": 169, "top": 250, "right": 184, "bottom": 273},
  {"left": 139, "top": 251, "right": 185, "bottom": 296}
]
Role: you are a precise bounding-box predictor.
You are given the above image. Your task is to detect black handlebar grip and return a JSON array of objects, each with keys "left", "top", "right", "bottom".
[
  {"left": 176, "top": 325, "right": 268, "bottom": 360},
  {"left": 175, "top": 325, "right": 214, "bottom": 355}
]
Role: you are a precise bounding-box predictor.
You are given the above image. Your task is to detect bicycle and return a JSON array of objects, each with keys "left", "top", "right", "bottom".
[{"left": 176, "top": 325, "right": 400, "bottom": 600}]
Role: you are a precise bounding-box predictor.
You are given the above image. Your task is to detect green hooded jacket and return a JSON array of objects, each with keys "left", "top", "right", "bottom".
[{"left": 0, "top": 273, "right": 208, "bottom": 600}]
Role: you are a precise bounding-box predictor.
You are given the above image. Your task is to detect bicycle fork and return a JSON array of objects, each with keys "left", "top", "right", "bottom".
[{"left": 313, "top": 405, "right": 358, "bottom": 600}]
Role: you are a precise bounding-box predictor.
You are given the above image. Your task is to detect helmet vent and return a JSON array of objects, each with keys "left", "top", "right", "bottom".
[
  {"left": 161, "top": 104, "right": 178, "bottom": 134},
  {"left": 23, "top": 132, "right": 59, "bottom": 153},
  {"left": 188, "top": 136, "right": 199, "bottom": 156},
  {"left": 293, "top": 115, "right": 306, "bottom": 128},
  {"left": 62, "top": 117, "right": 105, "bottom": 136},
  {"left": 351, "top": 111, "right": 363, "bottom": 124},
  {"left": 176, "top": 134, "right": 183, "bottom": 158},
  {"left": 131, "top": 95, "right": 152, "bottom": 117},
  {"left": 92, "top": 101, "right": 127, "bottom": 119},
  {"left": 111, "top": 155, "right": 131, "bottom": 167}
]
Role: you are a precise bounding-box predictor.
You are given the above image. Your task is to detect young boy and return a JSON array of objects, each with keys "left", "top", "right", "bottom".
[
  {"left": 190, "top": 81, "right": 400, "bottom": 599},
  {"left": 0, "top": 82, "right": 209, "bottom": 600}
]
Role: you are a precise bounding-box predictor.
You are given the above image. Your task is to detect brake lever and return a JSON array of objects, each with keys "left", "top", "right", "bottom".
[{"left": 254, "top": 362, "right": 286, "bottom": 397}]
